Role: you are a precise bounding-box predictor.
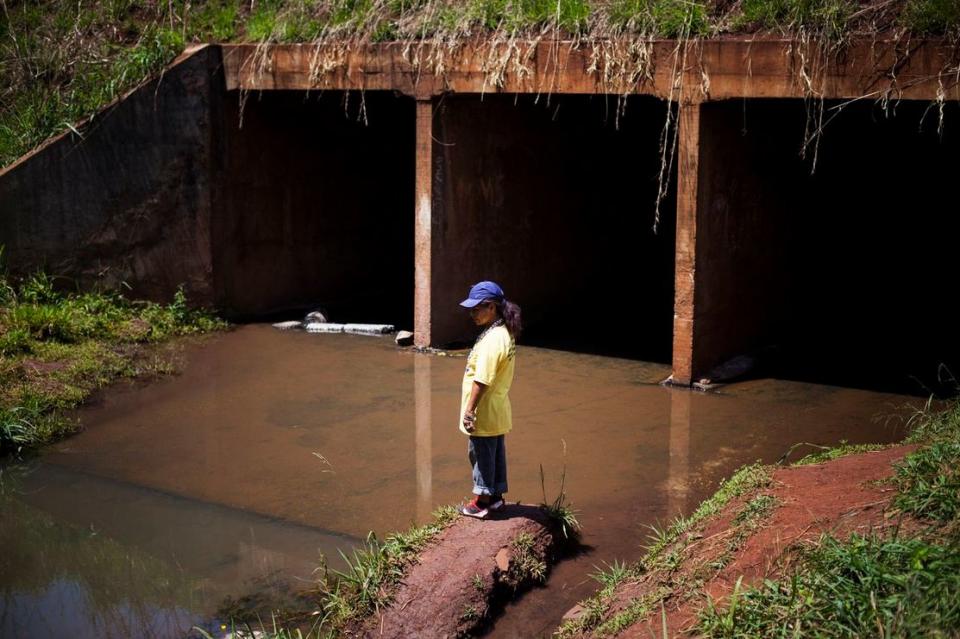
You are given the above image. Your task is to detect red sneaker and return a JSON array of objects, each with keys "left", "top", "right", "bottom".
[
  {"left": 461, "top": 496, "right": 489, "bottom": 519},
  {"left": 488, "top": 494, "right": 505, "bottom": 511}
]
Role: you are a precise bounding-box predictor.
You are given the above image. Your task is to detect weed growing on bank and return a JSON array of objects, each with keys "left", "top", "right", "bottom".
[
  {"left": 3, "top": 0, "right": 959, "bottom": 169},
  {"left": 319, "top": 505, "right": 460, "bottom": 624},
  {"left": 0, "top": 270, "right": 225, "bottom": 455},
  {"left": 557, "top": 463, "right": 773, "bottom": 637},
  {"left": 539, "top": 462, "right": 582, "bottom": 541},
  {"left": 694, "top": 399, "right": 960, "bottom": 638},
  {"left": 196, "top": 505, "right": 461, "bottom": 637},
  {"left": 698, "top": 533, "right": 960, "bottom": 637}
]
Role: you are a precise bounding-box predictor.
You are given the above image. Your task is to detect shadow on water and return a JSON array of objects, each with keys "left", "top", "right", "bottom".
[{"left": 0, "top": 325, "right": 924, "bottom": 638}]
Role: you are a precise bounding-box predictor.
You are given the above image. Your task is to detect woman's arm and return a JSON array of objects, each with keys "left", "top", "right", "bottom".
[{"left": 462, "top": 381, "right": 488, "bottom": 432}]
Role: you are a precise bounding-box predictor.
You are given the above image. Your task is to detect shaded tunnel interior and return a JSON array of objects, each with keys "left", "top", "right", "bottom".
[
  {"left": 211, "top": 90, "right": 415, "bottom": 328},
  {"left": 430, "top": 94, "right": 677, "bottom": 362},
  {"left": 698, "top": 99, "right": 960, "bottom": 394}
]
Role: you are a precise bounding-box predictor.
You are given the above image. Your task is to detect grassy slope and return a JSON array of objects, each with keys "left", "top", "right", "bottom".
[
  {"left": 2, "top": 0, "right": 959, "bottom": 168},
  {"left": 0, "top": 269, "right": 225, "bottom": 455},
  {"left": 557, "top": 399, "right": 960, "bottom": 638},
  {"left": 695, "top": 402, "right": 960, "bottom": 637}
]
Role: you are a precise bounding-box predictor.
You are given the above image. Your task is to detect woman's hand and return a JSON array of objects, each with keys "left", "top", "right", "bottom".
[{"left": 462, "top": 410, "right": 477, "bottom": 432}]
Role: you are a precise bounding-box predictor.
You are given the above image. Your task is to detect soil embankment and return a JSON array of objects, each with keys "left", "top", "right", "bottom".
[
  {"left": 563, "top": 445, "right": 916, "bottom": 637},
  {"left": 351, "top": 504, "right": 565, "bottom": 638}
]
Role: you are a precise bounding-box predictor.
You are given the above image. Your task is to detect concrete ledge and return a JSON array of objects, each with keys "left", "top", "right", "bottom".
[{"left": 222, "top": 38, "right": 960, "bottom": 102}]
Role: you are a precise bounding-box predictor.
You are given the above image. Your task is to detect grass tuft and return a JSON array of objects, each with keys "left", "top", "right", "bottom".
[
  {"left": 0, "top": 270, "right": 225, "bottom": 455},
  {"left": 698, "top": 533, "right": 960, "bottom": 637},
  {"left": 539, "top": 461, "right": 582, "bottom": 540},
  {"left": 316, "top": 505, "right": 459, "bottom": 625}
]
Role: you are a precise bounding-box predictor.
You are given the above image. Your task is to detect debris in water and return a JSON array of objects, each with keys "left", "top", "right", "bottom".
[
  {"left": 305, "top": 310, "right": 329, "bottom": 324},
  {"left": 306, "top": 322, "right": 346, "bottom": 333},
  {"left": 344, "top": 323, "right": 395, "bottom": 335},
  {"left": 271, "top": 321, "right": 303, "bottom": 331},
  {"left": 304, "top": 322, "right": 395, "bottom": 335},
  {"left": 395, "top": 330, "right": 414, "bottom": 346}
]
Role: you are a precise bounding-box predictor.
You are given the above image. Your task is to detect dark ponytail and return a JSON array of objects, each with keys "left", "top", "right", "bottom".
[{"left": 497, "top": 299, "right": 522, "bottom": 339}]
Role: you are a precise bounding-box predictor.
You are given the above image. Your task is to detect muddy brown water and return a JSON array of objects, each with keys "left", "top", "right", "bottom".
[{"left": 1, "top": 325, "right": 915, "bottom": 638}]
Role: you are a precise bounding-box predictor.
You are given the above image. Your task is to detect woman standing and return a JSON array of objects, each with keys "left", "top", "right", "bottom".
[{"left": 458, "top": 281, "right": 522, "bottom": 519}]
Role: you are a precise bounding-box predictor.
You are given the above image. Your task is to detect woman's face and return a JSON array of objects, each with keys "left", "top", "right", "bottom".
[{"left": 469, "top": 301, "right": 497, "bottom": 327}]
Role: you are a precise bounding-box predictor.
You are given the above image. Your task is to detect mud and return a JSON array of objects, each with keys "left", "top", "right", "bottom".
[{"left": 1, "top": 325, "right": 917, "bottom": 638}]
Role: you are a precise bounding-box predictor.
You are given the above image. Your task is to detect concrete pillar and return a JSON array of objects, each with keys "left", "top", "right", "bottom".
[
  {"left": 671, "top": 103, "right": 702, "bottom": 386},
  {"left": 671, "top": 101, "right": 784, "bottom": 386},
  {"left": 414, "top": 99, "right": 433, "bottom": 347}
]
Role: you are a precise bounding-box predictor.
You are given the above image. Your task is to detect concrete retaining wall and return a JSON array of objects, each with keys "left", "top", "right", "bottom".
[{"left": 0, "top": 47, "right": 221, "bottom": 306}]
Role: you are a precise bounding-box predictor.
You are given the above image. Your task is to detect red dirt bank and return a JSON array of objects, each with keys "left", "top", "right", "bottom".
[
  {"left": 352, "top": 504, "right": 563, "bottom": 638},
  {"left": 567, "top": 445, "right": 916, "bottom": 638}
]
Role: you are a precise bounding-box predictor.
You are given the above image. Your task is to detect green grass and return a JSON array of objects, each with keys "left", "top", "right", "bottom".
[
  {"left": 4, "top": 0, "right": 958, "bottom": 170},
  {"left": 695, "top": 399, "right": 960, "bottom": 638},
  {"left": 539, "top": 462, "right": 582, "bottom": 541},
  {"left": 556, "top": 463, "right": 773, "bottom": 637},
  {"left": 319, "top": 505, "right": 460, "bottom": 625},
  {"left": 902, "top": 0, "right": 960, "bottom": 35},
  {"left": 0, "top": 270, "right": 225, "bottom": 455},
  {"left": 893, "top": 440, "right": 960, "bottom": 522},
  {"left": 698, "top": 534, "right": 960, "bottom": 637},
  {"left": 201, "top": 505, "right": 462, "bottom": 637},
  {"left": 792, "top": 440, "right": 890, "bottom": 466},
  {"left": 561, "top": 400, "right": 960, "bottom": 637},
  {"left": 508, "top": 531, "right": 548, "bottom": 583},
  {"left": 737, "top": 0, "right": 856, "bottom": 39}
]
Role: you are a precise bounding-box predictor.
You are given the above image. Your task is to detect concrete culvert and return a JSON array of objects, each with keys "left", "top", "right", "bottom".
[
  {"left": 424, "top": 94, "right": 677, "bottom": 362},
  {"left": 211, "top": 90, "right": 415, "bottom": 329},
  {"left": 686, "top": 99, "right": 960, "bottom": 395}
]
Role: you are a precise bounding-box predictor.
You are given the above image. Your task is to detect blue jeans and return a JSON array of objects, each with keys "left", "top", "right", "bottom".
[{"left": 468, "top": 435, "right": 508, "bottom": 496}]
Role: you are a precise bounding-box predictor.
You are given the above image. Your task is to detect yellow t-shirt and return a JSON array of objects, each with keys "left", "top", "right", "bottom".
[{"left": 460, "top": 324, "right": 516, "bottom": 436}]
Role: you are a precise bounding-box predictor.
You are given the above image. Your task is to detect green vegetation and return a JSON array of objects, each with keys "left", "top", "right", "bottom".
[
  {"left": 195, "top": 505, "right": 461, "bottom": 638},
  {"left": 557, "top": 463, "right": 774, "bottom": 637},
  {"left": 508, "top": 531, "right": 548, "bottom": 583},
  {"left": 3, "top": 0, "right": 958, "bottom": 169},
  {"left": 903, "top": 0, "right": 960, "bottom": 34},
  {"left": 539, "top": 462, "right": 582, "bottom": 541},
  {"left": 0, "top": 268, "right": 225, "bottom": 455},
  {"left": 737, "top": 0, "right": 857, "bottom": 40},
  {"left": 791, "top": 440, "right": 890, "bottom": 465},
  {"left": 319, "top": 505, "right": 459, "bottom": 626},
  {"left": 699, "top": 534, "right": 960, "bottom": 637},
  {"left": 558, "top": 400, "right": 960, "bottom": 638},
  {"left": 695, "top": 399, "right": 960, "bottom": 638}
]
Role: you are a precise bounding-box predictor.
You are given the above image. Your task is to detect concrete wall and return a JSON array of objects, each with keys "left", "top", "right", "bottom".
[
  {"left": 0, "top": 47, "right": 220, "bottom": 305},
  {"left": 211, "top": 91, "right": 415, "bottom": 325},
  {"left": 429, "top": 95, "right": 676, "bottom": 359}
]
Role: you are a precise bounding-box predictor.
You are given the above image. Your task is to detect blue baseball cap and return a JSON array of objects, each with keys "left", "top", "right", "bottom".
[{"left": 459, "top": 281, "right": 505, "bottom": 308}]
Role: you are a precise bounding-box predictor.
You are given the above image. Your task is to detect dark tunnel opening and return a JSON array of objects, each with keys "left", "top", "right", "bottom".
[
  {"left": 701, "top": 99, "right": 960, "bottom": 395},
  {"left": 430, "top": 94, "right": 677, "bottom": 363},
  {"left": 211, "top": 90, "right": 415, "bottom": 329}
]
